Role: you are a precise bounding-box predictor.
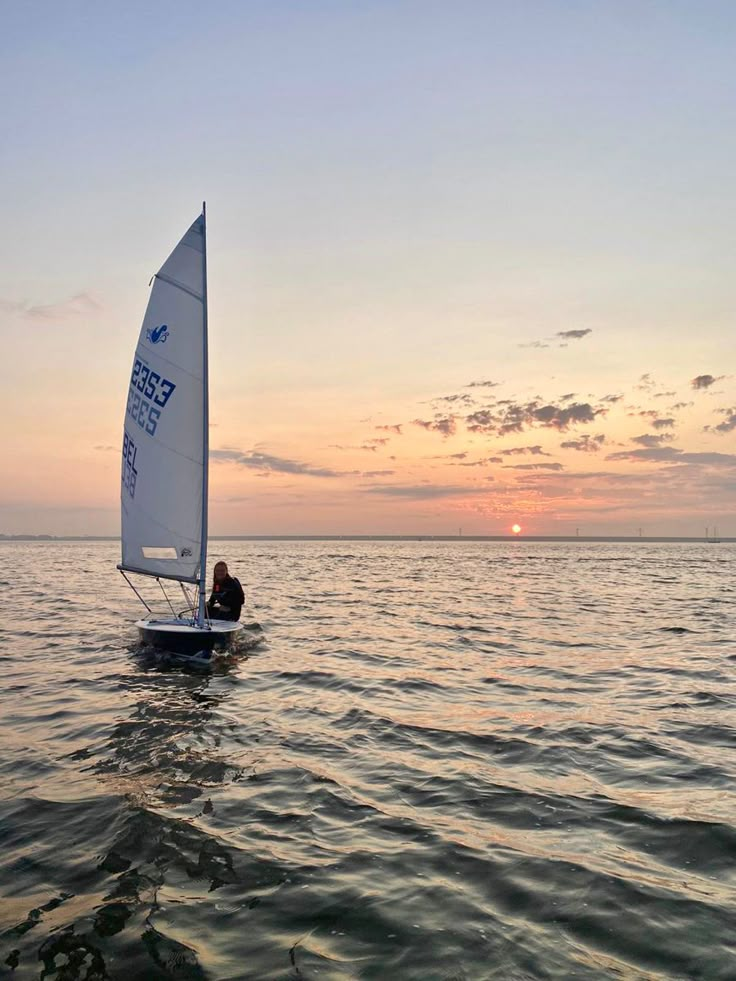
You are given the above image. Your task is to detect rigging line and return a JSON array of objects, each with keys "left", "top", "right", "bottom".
[
  {"left": 157, "top": 577, "right": 177, "bottom": 616},
  {"left": 179, "top": 581, "right": 196, "bottom": 622},
  {"left": 119, "top": 569, "right": 153, "bottom": 613}
]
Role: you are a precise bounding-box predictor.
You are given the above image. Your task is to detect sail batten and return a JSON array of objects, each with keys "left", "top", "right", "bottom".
[
  {"left": 154, "top": 271, "right": 204, "bottom": 302},
  {"left": 120, "top": 214, "right": 207, "bottom": 584}
]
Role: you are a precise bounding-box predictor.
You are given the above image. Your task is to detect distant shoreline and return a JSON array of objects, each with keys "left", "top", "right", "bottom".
[{"left": 1, "top": 534, "right": 732, "bottom": 544}]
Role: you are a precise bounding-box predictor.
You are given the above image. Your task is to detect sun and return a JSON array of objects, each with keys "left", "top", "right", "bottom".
[{"left": 511, "top": 524, "right": 522, "bottom": 535}]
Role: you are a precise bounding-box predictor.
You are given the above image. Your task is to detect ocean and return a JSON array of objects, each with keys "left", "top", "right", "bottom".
[{"left": 0, "top": 540, "right": 734, "bottom": 980}]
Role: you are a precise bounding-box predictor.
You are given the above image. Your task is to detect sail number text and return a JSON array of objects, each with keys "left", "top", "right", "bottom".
[
  {"left": 125, "top": 358, "right": 177, "bottom": 437},
  {"left": 122, "top": 433, "right": 138, "bottom": 499}
]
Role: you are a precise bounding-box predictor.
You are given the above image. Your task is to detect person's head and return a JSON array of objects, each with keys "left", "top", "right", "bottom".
[{"left": 213, "top": 561, "right": 229, "bottom": 583}]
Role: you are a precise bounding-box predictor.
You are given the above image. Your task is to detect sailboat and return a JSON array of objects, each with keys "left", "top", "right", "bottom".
[{"left": 118, "top": 204, "right": 243, "bottom": 657}]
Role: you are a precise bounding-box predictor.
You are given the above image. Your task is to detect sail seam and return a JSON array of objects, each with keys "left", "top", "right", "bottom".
[
  {"left": 155, "top": 272, "right": 204, "bottom": 303},
  {"left": 136, "top": 344, "right": 203, "bottom": 385},
  {"left": 124, "top": 422, "right": 204, "bottom": 467}
]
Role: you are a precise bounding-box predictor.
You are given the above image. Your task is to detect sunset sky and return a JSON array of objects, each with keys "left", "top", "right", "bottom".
[{"left": 1, "top": 1, "right": 734, "bottom": 536}]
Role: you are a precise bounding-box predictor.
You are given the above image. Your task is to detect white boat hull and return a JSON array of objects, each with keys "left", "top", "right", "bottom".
[{"left": 136, "top": 617, "right": 243, "bottom": 656}]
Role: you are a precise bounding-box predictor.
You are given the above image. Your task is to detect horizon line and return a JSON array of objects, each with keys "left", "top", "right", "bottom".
[{"left": 1, "top": 534, "right": 733, "bottom": 543}]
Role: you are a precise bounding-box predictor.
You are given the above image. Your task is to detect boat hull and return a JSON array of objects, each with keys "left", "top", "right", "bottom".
[{"left": 136, "top": 618, "right": 243, "bottom": 656}]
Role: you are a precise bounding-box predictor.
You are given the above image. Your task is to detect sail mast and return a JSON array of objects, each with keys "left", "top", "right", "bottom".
[{"left": 197, "top": 201, "right": 210, "bottom": 627}]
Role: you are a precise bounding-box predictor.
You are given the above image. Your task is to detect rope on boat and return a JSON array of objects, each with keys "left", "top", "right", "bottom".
[
  {"left": 179, "top": 581, "right": 197, "bottom": 623},
  {"left": 157, "top": 577, "right": 177, "bottom": 616},
  {"left": 119, "top": 569, "right": 153, "bottom": 613}
]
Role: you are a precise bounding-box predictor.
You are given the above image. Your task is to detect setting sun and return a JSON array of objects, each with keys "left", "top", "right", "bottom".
[{"left": 512, "top": 524, "right": 522, "bottom": 535}]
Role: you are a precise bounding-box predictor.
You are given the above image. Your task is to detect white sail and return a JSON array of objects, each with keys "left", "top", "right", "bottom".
[{"left": 120, "top": 214, "right": 207, "bottom": 584}]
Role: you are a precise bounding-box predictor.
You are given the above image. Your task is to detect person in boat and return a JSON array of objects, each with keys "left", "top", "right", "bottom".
[{"left": 206, "top": 561, "right": 244, "bottom": 621}]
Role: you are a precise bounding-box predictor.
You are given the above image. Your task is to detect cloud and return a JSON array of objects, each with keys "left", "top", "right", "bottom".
[
  {"left": 412, "top": 416, "right": 457, "bottom": 437},
  {"left": 631, "top": 433, "right": 673, "bottom": 447},
  {"left": 329, "top": 438, "right": 389, "bottom": 452},
  {"left": 519, "top": 328, "right": 591, "bottom": 349},
  {"left": 211, "top": 494, "right": 259, "bottom": 504},
  {"left": 2, "top": 292, "right": 102, "bottom": 323},
  {"left": 635, "top": 373, "right": 656, "bottom": 391},
  {"left": 606, "top": 447, "right": 680, "bottom": 463},
  {"left": 361, "top": 483, "right": 491, "bottom": 499},
  {"left": 601, "top": 394, "right": 623, "bottom": 403},
  {"left": 466, "top": 399, "right": 606, "bottom": 436},
  {"left": 651, "top": 417, "right": 675, "bottom": 429},
  {"left": 549, "top": 470, "right": 644, "bottom": 481},
  {"left": 714, "top": 408, "right": 736, "bottom": 433},
  {"left": 94, "top": 445, "right": 117, "bottom": 452},
  {"left": 606, "top": 446, "right": 736, "bottom": 466},
  {"left": 500, "top": 445, "right": 549, "bottom": 456},
  {"left": 465, "top": 409, "right": 496, "bottom": 431},
  {"left": 432, "top": 393, "right": 475, "bottom": 405},
  {"left": 456, "top": 456, "right": 497, "bottom": 466},
  {"left": 532, "top": 402, "right": 604, "bottom": 430},
  {"left": 670, "top": 401, "right": 693, "bottom": 411},
  {"left": 560, "top": 434, "right": 606, "bottom": 452},
  {"left": 465, "top": 380, "right": 500, "bottom": 389},
  {"left": 691, "top": 374, "right": 722, "bottom": 390},
  {"left": 506, "top": 463, "right": 564, "bottom": 471},
  {"left": 361, "top": 470, "right": 396, "bottom": 477},
  {"left": 375, "top": 424, "right": 402, "bottom": 434},
  {"left": 211, "top": 449, "right": 344, "bottom": 478}
]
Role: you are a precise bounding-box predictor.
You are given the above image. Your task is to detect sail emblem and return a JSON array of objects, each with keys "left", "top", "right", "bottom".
[
  {"left": 146, "top": 323, "right": 170, "bottom": 345},
  {"left": 181, "top": 547, "right": 192, "bottom": 557}
]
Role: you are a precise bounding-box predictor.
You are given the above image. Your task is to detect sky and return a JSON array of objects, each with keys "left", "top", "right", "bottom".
[{"left": 1, "top": 0, "right": 734, "bottom": 537}]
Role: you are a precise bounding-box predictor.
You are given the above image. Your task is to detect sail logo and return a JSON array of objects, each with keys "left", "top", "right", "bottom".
[
  {"left": 181, "top": 548, "right": 192, "bottom": 557},
  {"left": 146, "top": 324, "right": 170, "bottom": 345}
]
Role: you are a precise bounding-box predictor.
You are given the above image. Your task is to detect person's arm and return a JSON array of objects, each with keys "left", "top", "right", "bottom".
[
  {"left": 207, "top": 586, "right": 228, "bottom": 613},
  {"left": 221, "top": 580, "right": 243, "bottom": 618},
  {"left": 211, "top": 582, "right": 236, "bottom": 613}
]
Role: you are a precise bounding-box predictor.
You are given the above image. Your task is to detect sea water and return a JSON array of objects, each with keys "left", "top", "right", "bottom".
[{"left": 0, "top": 540, "right": 734, "bottom": 979}]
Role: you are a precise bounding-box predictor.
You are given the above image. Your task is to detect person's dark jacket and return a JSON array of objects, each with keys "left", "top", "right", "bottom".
[{"left": 207, "top": 576, "right": 244, "bottom": 621}]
